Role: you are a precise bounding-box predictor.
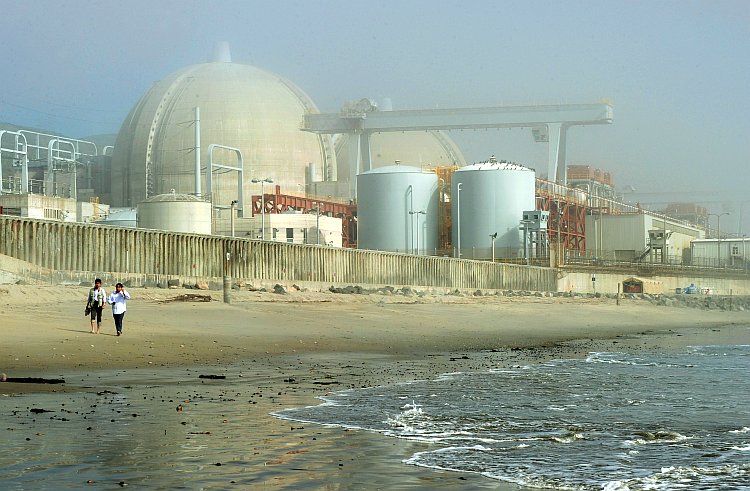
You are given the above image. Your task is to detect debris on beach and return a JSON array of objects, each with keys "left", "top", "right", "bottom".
[
  {"left": 198, "top": 374, "right": 226, "bottom": 379},
  {"left": 6, "top": 377, "right": 65, "bottom": 384},
  {"left": 162, "top": 294, "right": 212, "bottom": 303}
]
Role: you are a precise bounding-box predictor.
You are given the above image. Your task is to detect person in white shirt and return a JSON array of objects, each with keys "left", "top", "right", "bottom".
[
  {"left": 108, "top": 283, "right": 131, "bottom": 336},
  {"left": 87, "top": 278, "right": 107, "bottom": 334}
]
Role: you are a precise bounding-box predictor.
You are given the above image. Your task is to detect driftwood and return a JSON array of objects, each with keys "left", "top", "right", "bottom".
[
  {"left": 6, "top": 377, "right": 65, "bottom": 384},
  {"left": 198, "top": 374, "right": 226, "bottom": 379},
  {"left": 163, "top": 294, "right": 212, "bottom": 303}
]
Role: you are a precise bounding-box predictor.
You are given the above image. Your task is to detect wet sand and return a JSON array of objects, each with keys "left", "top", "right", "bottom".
[{"left": 1, "top": 284, "right": 749, "bottom": 488}]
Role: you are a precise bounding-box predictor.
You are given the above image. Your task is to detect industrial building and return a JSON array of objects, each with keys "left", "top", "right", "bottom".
[
  {"left": 584, "top": 210, "right": 704, "bottom": 263},
  {"left": 690, "top": 238, "right": 750, "bottom": 269}
]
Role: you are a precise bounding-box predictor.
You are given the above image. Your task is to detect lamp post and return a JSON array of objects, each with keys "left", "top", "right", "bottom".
[
  {"left": 456, "top": 182, "right": 462, "bottom": 258},
  {"left": 490, "top": 232, "right": 497, "bottom": 262},
  {"left": 409, "top": 210, "right": 426, "bottom": 255},
  {"left": 229, "top": 200, "right": 237, "bottom": 238},
  {"left": 709, "top": 212, "right": 730, "bottom": 267},
  {"left": 311, "top": 203, "right": 321, "bottom": 245},
  {"left": 252, "top": 178, "right": 273, "bottom": 240},
  {"left": 662, "top": 213, "right": 668, "bottom": 264}
]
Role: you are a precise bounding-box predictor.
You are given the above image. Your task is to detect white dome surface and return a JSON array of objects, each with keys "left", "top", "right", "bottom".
[
  {"left": 334, "top": 131, "right": 465, "bottom": 186},
  {"left": 111, "top": 61, "right": 335, "bottom": 208}
]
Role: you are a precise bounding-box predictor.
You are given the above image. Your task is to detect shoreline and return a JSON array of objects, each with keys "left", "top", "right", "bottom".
[{"left": 2, "top": 284, "right": 749, "bottom": 489}]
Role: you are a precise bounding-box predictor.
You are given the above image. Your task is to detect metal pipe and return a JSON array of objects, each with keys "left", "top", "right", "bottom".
[
  {"left": 45, "top": 139, "right": 76, "bottom": 197},
  {"left": 0, "top": 130, "right": 30, "bottom": 194},
  {"left": 407, "top": 185, "right": 414, "bottom": 254},
  {"left": 409, "top": 210, "right": 426, "bottom": 255},
  {"left": 261, "top": 184, "right": 265, "bottom": 240},
  {"left": 207, "top": 143, "right": 245, "bottom": 215}
]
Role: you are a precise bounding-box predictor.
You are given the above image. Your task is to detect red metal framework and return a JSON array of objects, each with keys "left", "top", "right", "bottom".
[
  {"left": 535, "top": 194, "right": 587, "bottom": 253},
  {"left": 250, "top": 185, "right": 358, "bottom": 247},
  {"left": 535, "top": 178, "right": 588, "bottom": 253}
]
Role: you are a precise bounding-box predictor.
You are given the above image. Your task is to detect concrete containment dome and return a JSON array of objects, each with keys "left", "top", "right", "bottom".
[
  {"left": 451, "top": 160, "right": 535, "bottom": 259},
  {"left": 111, "top": 56, "right": 336, "bottom": 210},
  {"left": 357, "top": 165, "right": 438, "bottom": 254},
  {"left": 334, "top": 131, "right": 465, "bottom": 198},
  {"left": 137, "top": 192, "right": 212, "bottom": 235}
]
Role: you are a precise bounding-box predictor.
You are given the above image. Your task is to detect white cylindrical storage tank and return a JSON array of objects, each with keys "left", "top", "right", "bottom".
[
  {"left": 452, "top": 161, "right": 535, "bottom": 259},
  {"left": 137, "top": 192, "right": 212, "bottom": 234},
  {"left": 357, "top": 165, "right": 438, "bottom": 254}
]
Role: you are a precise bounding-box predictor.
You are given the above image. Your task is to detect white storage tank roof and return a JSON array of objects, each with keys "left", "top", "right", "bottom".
[
  {"left": 137, "top": 192, "right": 212, "bottom": 235},
  {"left": 357, "top": 165, "right": 438, "bottom": 254}
]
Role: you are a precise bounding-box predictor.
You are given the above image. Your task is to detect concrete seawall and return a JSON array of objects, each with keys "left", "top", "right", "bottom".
[
  {"left": 0, "top": 217, "right": 556, "bottom": 291},
  {"left": 3, "top": 217, "right": 749, "bottom": 295}
]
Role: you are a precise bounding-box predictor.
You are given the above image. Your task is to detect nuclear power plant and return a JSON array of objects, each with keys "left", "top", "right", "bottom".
[{"left": 1, "top": 43, "right": 748, "bottom": 275}]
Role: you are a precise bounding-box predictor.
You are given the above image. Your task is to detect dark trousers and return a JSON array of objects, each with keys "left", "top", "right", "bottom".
[{"left": 113, "top": 313, "right": 125, "bottom": 333}]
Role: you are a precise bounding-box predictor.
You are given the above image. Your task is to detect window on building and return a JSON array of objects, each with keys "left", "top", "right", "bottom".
[
  {"left": 286, "top": 228, "right": 294, "bottom": 243},
  {"left": 732, "top": 245, "right": 739, "bottom": 255}
]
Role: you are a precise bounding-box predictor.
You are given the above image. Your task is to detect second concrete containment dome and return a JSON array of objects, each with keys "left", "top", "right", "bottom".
[
  {"left": 452, "top": 161, "right": 535, "bottom": 259},
  {"left": 357, "top": 165, "right": 437, "bottom": 254}
]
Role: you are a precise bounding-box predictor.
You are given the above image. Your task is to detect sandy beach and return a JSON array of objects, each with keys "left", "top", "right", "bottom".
[{"left": 2, "top": 284, "right": 749, "bottom": 489}]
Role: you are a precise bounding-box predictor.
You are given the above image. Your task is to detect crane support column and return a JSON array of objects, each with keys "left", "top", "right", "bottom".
[
  {"left": 347, "top": 133, "right": 361, "bottom": 198},
  {"left": 547, "top": 123, "right": 568, "bottom": 183},
  {"left": 359, "top": 132, "right": 372, "bottom": 173}
]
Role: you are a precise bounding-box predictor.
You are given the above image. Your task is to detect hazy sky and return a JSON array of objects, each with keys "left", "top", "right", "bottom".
[{"left": 2, "top": 0, "right": 748, "bottom": 231}]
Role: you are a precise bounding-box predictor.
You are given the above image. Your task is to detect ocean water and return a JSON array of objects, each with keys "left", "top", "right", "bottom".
[{"left": 275, "top": 345, "right": 750, "bottom": 490}]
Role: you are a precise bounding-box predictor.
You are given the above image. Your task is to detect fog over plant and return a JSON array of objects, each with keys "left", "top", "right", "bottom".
[{"left": 2, "top": 0, "right": 747, "bottom": 232}]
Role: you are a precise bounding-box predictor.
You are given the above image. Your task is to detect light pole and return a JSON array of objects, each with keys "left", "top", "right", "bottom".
[
  {"left": 490, "top": 232, "right": 497, "bottom": 262},
  {"left": 409, "top": 210, "right": 426, "bottom": 255},
  {"left": 456, "top": 182, "right": 462, "bottom": 258},
  {"left": 709, "top": 212, "right": 730, "bottom": 267},
  {"left": 252, "top": 178, "right": 273, "bottom": 240},
  {"left": 229, "top": 200, "right": 237, "bottom": 238},
  {"left": 311, "top": 203, "right": 321, "bottom": 245}
]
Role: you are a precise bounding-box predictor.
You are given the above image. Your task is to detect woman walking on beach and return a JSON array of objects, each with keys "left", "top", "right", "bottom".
[
  {"left": 87, "top": 278, "right": 107, "bottom": 334},
  {"left": 108, "top": 283, "right": 130, "bottom": 336}
]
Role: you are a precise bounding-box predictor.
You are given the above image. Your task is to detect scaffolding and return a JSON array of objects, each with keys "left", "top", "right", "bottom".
[{"left": 432, "top": 165, "right": 459, "bottom": 252}]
